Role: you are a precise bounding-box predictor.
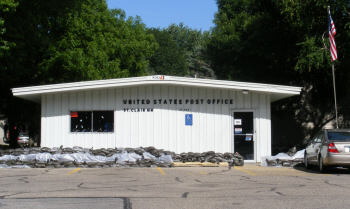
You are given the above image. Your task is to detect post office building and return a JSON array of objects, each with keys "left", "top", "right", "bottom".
[{"left": 12, "top": 76, "right": 302, "bottom": 162}]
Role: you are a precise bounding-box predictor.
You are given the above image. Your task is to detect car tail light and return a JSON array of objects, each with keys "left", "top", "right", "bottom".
[
  {"left": 17, "top": 137, "right": 20, "bottom": 141},
  {"left": 328, "top": 143, "right": 339, "bottom": 153}
]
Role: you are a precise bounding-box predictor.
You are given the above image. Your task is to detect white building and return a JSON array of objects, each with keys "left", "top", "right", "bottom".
[
  {"left": 12, "top": 76, "right": 302, "bottom": 162},
  {"left": 0, "top": 120, "right": 5, "bottom": 142}
]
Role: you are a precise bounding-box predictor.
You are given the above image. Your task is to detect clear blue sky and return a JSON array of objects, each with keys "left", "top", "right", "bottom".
[{"left": 107, "top": 0, "right": 218, "bottom": 31}]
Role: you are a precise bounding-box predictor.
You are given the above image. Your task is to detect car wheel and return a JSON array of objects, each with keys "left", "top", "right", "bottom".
[
  {"left": 304, "top": 152, "right": 311, "bottom": 169},
  {"left": 319, "top": 156, "right": 328, "bottom": 173}
]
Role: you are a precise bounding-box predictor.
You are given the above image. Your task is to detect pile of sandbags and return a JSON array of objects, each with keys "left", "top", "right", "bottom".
[
  {"left": 0, "top": 146, "right": 173, "bottom": 169},
  {"left": 172, "top": 151, "right": 244, "bottom": 166},
  {"left": 261, "top": 149, "right": 305, "bottom": 167},
  {"left": 0, "top": 146, "right": 244, "bottom": 169}
]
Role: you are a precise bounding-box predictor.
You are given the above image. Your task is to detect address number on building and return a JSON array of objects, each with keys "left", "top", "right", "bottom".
[{"left": 179, "top": 109, "right": 190, "bottom": 112}]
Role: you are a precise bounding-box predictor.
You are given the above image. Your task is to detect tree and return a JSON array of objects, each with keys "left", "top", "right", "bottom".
[
  {"left": 166, "top": 23, "right": 215, "bottom": 78},
  {"left": 0, "top": 0, "right": 18, "bottom": 57},
  {"left": 0, "top": 0, "right": 158, "bottom": 147},
  {"left": 147, "top": 23, "right": 215, "bottom": 78},
  {"left": 39, "top": 3, "right": 158, "bottom": 83},
  {"left": 273, "top": 0, "right": 350, "bottom": 147},
  {"left": 207, "top": 0, "right": 350, "bottom": 149},
  {"left": 146, "top": 27, "right": 187, "bottom": 76},
  {"left": 207, "top": 0, "right": 299, "bottom": 84}
]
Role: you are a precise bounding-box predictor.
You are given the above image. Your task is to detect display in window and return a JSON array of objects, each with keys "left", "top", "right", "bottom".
[
  {"left": 71, "top": 111, "right": 92, "bottom": 132},
  {"left": 93, "top": 111, "right": 114, "bottom": 132},
  {"left": 70, "top": 111, "right": 114, "bottom": 132}
]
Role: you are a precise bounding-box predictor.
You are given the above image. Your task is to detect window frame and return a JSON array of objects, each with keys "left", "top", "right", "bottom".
[{"left": 70, "top": 110, "right": 114, "bottom": 133}]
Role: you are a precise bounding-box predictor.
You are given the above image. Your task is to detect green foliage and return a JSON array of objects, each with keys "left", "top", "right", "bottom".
[
  {"left": 208, "top": 0, "right": 350, "bottom": 145},
  {"left": 39, "top": 2, "right": 157, "bottom": 83},
  {"left": 166, "top": 23, "right": 203, "bottom": 53},
  {"left": 146, "top": 27, "right": 187, "bottom": 76},
  {"left": 209, "top": 0, "right": 350, "bottom": 95},
  {"left": 147, "top": 23, "right": 215, "bottom": 78},
  {"left": 0, "top": 0, "right": 18, "bottom": 57},
  {"left": 166, "top": 23, "right": 215, "bottom": 78},
  {"left": 294, "top": 36, "right": 329, "bottom": 73},
  {"left": 208, "top": 0, "right": 298, "bottom": 83},
  {"left": 0, "top": 0, "right": 158, "bottom": 147}
]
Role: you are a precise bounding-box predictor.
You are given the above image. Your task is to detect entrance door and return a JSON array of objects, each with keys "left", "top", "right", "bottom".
[{"left": 233, "top": 111, "right": 254, "bottom": 160}]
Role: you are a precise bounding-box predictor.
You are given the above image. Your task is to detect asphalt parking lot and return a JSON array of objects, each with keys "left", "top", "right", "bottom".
[{"left": 1, "top": 164, "right": 350, "bottom": 209}]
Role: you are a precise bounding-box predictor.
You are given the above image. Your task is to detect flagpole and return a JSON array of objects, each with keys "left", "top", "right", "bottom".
[
  {"left": 328, "top": 6, "right": 339, "bottom": 129},
  {"left": 331, "top": 61, "right": 339, "bottom": 129}
]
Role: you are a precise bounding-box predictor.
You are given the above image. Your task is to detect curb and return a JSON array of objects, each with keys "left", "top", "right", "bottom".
[{"left": 173, "top": 162, "right": 229, "bottom": 167}]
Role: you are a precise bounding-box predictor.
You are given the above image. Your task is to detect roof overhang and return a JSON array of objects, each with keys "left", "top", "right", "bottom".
[{"left": 12, "top": 75, "right": 302, "bottom": 104}]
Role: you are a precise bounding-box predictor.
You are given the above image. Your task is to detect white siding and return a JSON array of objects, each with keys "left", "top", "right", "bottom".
[
  {"left": 41, "top": 95, "right": 47, "bottom": 147},
  {"left": 259, "top": 93, "right": 268, "bottom": 158},
  {"left": 41, "top": 85, "right": 272, "bottom": 162},
  {"left": 168, "top": 86, "right": 177, "bottom": 152},
  {"left": 62, "top": 93, "right": 69, "bottom": 147},
  {"left": 115, "top": 88, "right": 123, "bottom": 147},
  {"left": 153, "top": 86, "right": 161, "bottom": 149},
  {"left": 221, "top": 90, "right": 230, "bottom": 154},
  {"left": 130, "top": 87, "right": 138, "bottom": 148},
  {"left": 161, "top": 86, "right": 169, "bottom": 150},
  {"left": 252, "top": 92, "right": 260, "bottom": 161},
  {"left": 199, "top": 88, "right": 207, "bottom": 152},
  {"left": 123, "top": 88, "right": 131, "bottom": 148},
  {"left": 138, "top": 87, "right": 147, "bottom": 148},
  {"left": 176, "top": 87, "right": 184, "bottom": 153},
  {"left": 53, "top": 94, "right": 62, "bottom": 147},
  {"left": 191, "top": 88, "right": 199, "bottom": 153},
  {"left": 45, "top": 94, "right": 54, "bottom": 148},
  {"left": 145, "top": 86, "right": 154, "bottom": 147},
  {"left": 183, "top": 87, "right": 191, "bottom": 152},
  {"left": 107, "top": 89, "right": 116, "bottom": 148}
]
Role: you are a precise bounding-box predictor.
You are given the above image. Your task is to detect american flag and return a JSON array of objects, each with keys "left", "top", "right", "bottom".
[{"left": 328, "top": 10, "right": 337, "bottom": 61}]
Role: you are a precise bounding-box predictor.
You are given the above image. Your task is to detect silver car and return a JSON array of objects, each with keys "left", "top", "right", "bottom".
[
  {"left": 304, "top": 129, "right": 350, "bottom": 172},
  {"left": 17, "top": 132, "right": 30, "bottom": 146}
]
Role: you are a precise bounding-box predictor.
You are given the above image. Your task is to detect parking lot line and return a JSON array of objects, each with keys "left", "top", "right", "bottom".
[
  {"left": 234, "top": 166, "right": 256, "bottom": 176},
  {"left": 157, "top": 167, "right": 165, "bottom": 175},
  {"left": 67, "top": 168, "right": 81, "bottom": 175}
]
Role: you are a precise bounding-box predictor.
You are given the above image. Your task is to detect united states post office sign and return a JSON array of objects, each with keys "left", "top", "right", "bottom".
[{"left": 123, "top": 99, "right": 235, "bottom": 105}]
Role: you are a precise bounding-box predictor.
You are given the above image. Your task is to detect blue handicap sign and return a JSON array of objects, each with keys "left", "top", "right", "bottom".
[{"left": 185, "top": 114, "right": 193, "bottom": 126}]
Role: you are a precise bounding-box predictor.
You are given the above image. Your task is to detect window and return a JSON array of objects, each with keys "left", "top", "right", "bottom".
[
  {"left": 328, "top": 132, "right": 350, "bottom": 141},
  {"left": 70, "top": 111, "right": 114, "bottom": 132}
]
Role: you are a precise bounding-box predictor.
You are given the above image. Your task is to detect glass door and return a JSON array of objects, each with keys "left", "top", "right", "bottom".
[{"left": 233, "top": 111, "right": 254, "bottom": 160}]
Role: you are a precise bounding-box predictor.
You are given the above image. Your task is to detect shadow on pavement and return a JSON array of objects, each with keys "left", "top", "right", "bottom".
[
  {"left": 0, "top": 144, "right": 10, "bottom": 150},
  {"left": 292, "top": 164, "right": 350, "bottom": 175}
]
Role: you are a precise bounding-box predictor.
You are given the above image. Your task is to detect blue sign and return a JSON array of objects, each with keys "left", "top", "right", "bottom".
[{"left": 185, "top": 114, "right": 193, "bottom": 126}]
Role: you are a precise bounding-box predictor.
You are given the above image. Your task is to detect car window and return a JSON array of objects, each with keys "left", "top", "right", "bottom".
[
  {"left": 318, "top": 133, "right": 324, "bottom": 143},
  {"left": 311, "top": 133, "right": 319, "bottom": 143},
  {"left": 328, "top": 132, "right": 350, "bottom": 141},
  {"left": 312, "top": 132, "right": 323, "bottom": 143},
  {"left": 19, "top": 133, "right": 28, "bottom": 137}
]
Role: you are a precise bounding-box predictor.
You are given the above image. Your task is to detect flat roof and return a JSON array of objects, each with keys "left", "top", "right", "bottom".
[{"left": 12, "top": 75, "right": 302, "bottom": 103}]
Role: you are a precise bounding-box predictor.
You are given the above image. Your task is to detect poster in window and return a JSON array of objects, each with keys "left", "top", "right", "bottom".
[
  {"left": 235, "top": 128, "right": 242, "bottom": 134},
  {"left": 234, "top": 119, "right": 242, "bottom": 125}
]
